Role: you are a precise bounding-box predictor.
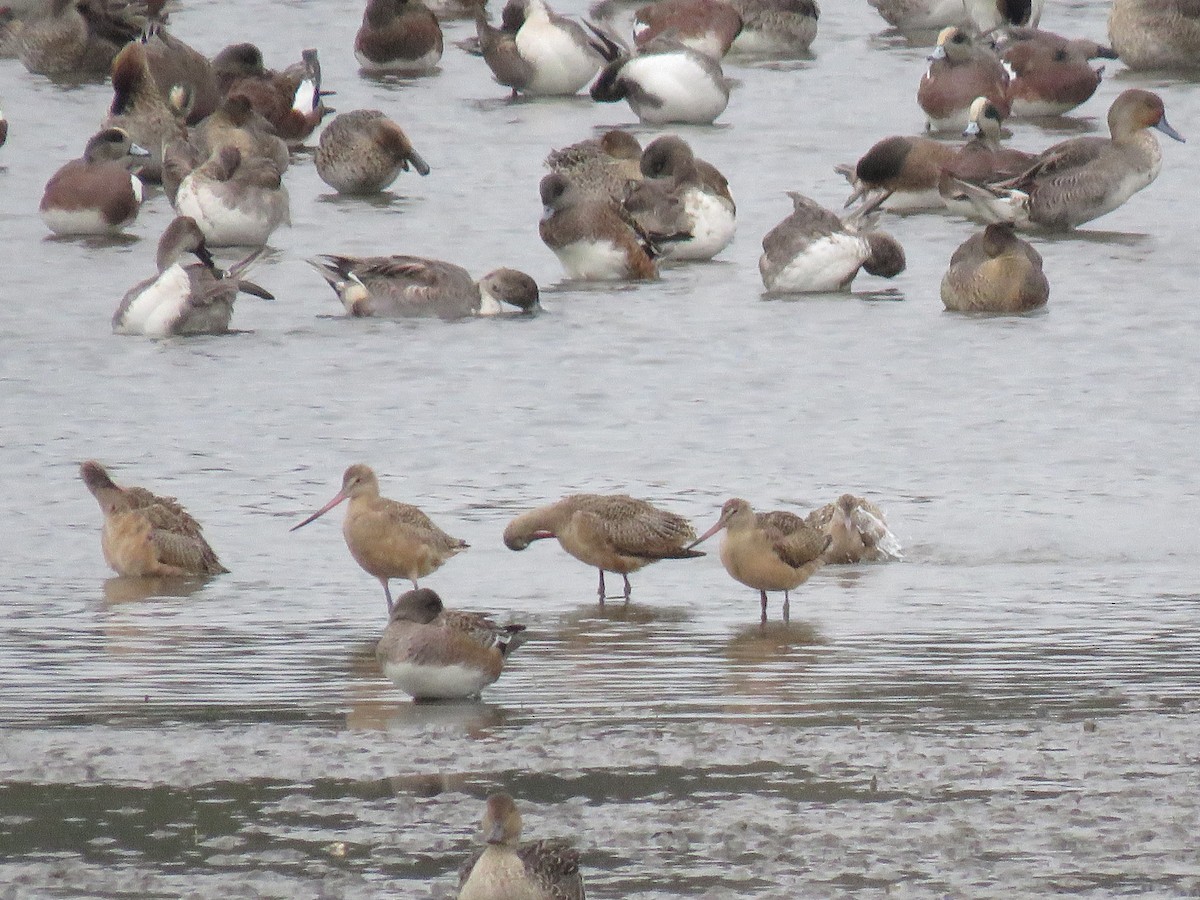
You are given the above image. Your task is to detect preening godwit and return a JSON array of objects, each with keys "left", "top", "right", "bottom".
[
  {"left": 290, "top": 464, "right": 468, "bottom": 612},
  {"left": 690, "top": 498, "right": 829, "bottom": 623},
  {"left": 458, "top": 793, "right": 586, "bottom": 900},
  {"left": 376, "top": 588, "right": 528, "bottom": 700},
  {"left": 503, "top": 493, "right": 703, "bottom": 603},
  {"left": 806, "top": 494, "right": 903, "bottom": 564},
  {"left": 80, "top": 461, "right": 228, "bottom": 577}
]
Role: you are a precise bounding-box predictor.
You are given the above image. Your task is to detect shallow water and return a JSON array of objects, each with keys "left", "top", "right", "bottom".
[{"left": 2, "top": 0, "right": 1199, "bottom": 895}]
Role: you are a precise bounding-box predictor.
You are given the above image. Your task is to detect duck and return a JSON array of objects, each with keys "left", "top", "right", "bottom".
[
  {"left": 213, "top": 44, "right": 329, "bottom": 146},
  {"left": 1108, "top": 0, "right": 1200, "bottom": 70},
  {"left": 140, "top": 23, "right": 220, "bottom": 125},
  {"left": 174, "top": 145, "right": 290, "bottom": 247},
  {"left": 868, "top": 0, "right": 1041, "bottom": 33},
  {"left": 376, "top": 588, "right": 528, "bottom": 700},
  {"left": 101, "top": 39, "right": 187, "bottom": 184},
  {"left": 950, "top": 88, "right": 1185, "bottom": 230},
  {"left": 17, "top": 0, "right": 147, "bottom": 78},
  {"left": 80, "top": 460, "right": 228, "bottom": 578},
  {"left": 0, "top": 105, "right": 7, "bottom": 148},
  {"left": 538, "top": 172, "right": 661, "bottom": 280},
  {"left": 632, "top": 0, "right": 744, "bottom": 60},
  {"left": 503, "top": 493, "right": 704, "bottom": 603},
  {"left": 939, "top": 97, "right": 1036, "bottom": 217},
  {"left": 689, "top": 498, "right": 830, "bottom": 624},
  {"left": 185, "top": 93, "right": 290, "bottom": 175},
  {"left": 836, "top": 134, "right": 958, "bottom": 212},
  {"left": 458, "top": 793, "right": 585, "bottom": 900},
  {"left": 1000, "top": 28, "right": 1110, "bottom": 117},
  {"left": 474, "top": 0, "right": 602, "bottom": 96},
  {"left": 727, "top": 0, "right": 819, "bottom": 55},
  {"left": 290, "top": 464, "right": 469, "bottom": 613},
  {"left": 918, "top": 26, "right": 1010, "bottom": 133},
  {"left": 113, "top": 215, "right": 273, "bottom": 336},
  {"left": 622, "top": 135, "right": 736, "bottom": 262},
  {"left": 806, "top": 494, "right": 903, "bottom": 563},
  {"left": 940, "top": 222, "right": 1048, "bottom": 312},
  {"left": 589, "top": 28, "right": 731, "bottom": 125},
  {"left": 355, "top": 0, "right": 444, "bottom": 74},
  {"left": 545, "top": 128, "right": 643, "bottom": 202},
  {"left": 308, "top": 254, "right": 540, "bottom": 319},
  {"left": 40, "top": 126, "right": 149, "bottom": 236},
  {"left": 315, "top": 110, "right": 430, "bottom": 194},
  {"left": 758, "top": 191, "right": 906, "bottom": 293}
]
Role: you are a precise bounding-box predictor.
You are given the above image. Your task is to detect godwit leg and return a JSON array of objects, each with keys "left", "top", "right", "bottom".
[
  {"left": 597, "top": 569, "right": 606, "bottom": 606},
  {"left": 622, "top": 574, "right": 631, "bottom": 603},
  {"left": 783, "top": 591, "right": 791, "bottom": 624},
  {"left": 760, "top": 590, "right": 768, "bottom": 624}
]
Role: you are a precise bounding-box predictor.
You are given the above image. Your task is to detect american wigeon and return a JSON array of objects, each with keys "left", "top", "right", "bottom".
[
  {"left": 290, "top": 464, "right": 468, "bottom": 613},
  {"left": 869, "top": 0, "right": 1041, "bottom": 32},
  {"left": 1001, "top": 28, "right": 1110, "bottom": 117},
  {"left": 632, "top": 0, "right": 743, "bottom": 60},
  {"left": 187, "top": 94, "right": 290, "bottom": 174},
  {"left": 589, "top": 27, "right": 731, "bottom": 125},
  {"left": 918, "top": 26, "right": 1010, "bottom": 132},
  {"left": 1109, "top": 0, "right": 1200, "bottom": 70},
  {"left": 142, "top": 23, "right": 220, "bottom": 125},
  {"left": 174, "top": 145, "right": 290, "bottom": 247},
  {"left": 307, "top": 254, "right": 539, "bottom": 318},
  {"left": 113, "top": 215, "right": 273, "bottom": 336},
  {"left": 355, "top": 0, "right": 444, "bottom": 74},
  {"left": 941, "top": 222, "right": 1048, "bottom": 312},
  {"left": 17, "top": 0, "right": 146, "bottom": 78},
  {"left": 102, "top": 40, "right": 187, "bottom": 184},
  {"left": 689, "top": 498, "right": 830, "bottom": 624},
  {"left": 375, "top": 589, "right": 528, "bottom": 701},
  {"left": 758, "top": 191, "right": 906, "bottom": 292},
  {"left": 545, "top": 128, "right": 643, "bottom": 202},
  {"left": 622, "top": 135, "right": 736, "bottom": 261},
  {"left": 939, "top": 97, "right": 1036, "bottom": 216},
  {"left": 315, "top": 110, "right": 429, "bottom": 194},
  {"left": 213, "top": 44, "right": 329, "bottom": 146},
  {"left": 806, "top": 494, "right": 903, "bottom": 564},
  {"left": 503, "top": 493, "right": 703, "bottom": 603},
  {"left": 40, "top": 126, "right": 149, "bottom": 236},
  {"left": 80, "top": 460, "right": 228, "bottom": 578},
  {"left": 837, "top": 134, "right": 958, "bottom": 211},
  {"left": 475, "top": 0, "right": 601, "bottom": 96},
  {"left": 458, "top": 794, "right": 585, "bottom": 900},
  {"left": 951, "top": 88, "right": 1184, "bottom": 230},
  {"left": 538, "top": 172, "right": 659, "bottom": 280},
  {"left": 727, "top": 0, "right": 818, "bottom": 55}
]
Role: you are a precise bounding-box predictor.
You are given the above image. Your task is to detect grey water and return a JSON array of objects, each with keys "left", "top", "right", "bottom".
[{"left": 1, "top": 0, "right": 1199, "bottom": 895}]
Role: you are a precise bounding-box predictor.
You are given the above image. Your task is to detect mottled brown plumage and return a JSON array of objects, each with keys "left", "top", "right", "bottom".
[
  {"left": 940, "top": 223, "right": 1049, "bottom": 312},
  {"left": 806, "top": 494, "right": 903, "bottom": 564}
]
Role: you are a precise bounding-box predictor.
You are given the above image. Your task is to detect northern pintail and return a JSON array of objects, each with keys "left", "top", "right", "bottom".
[
  {"left": 941, "top": 222, "right": 1048, "bottom": 312},
  {"left": 474, "top": 0, "right": 602, "bottom": 96},
  {"left": 918, "top": 26, "right": 1010, "bottom": 132},
  {"left": 316, "top": 110, "right": 429, "bottom": 194},
  {"left": 939, "top": 96, "right": 1036, "bottom": 216},
  {"left": 689, "top": 498, "right": 830, "bottom": 624},
  {"left": 951, "top": 88, "right": 1184, "bottom": 230},
  {"left": 1108, "top": 0, "right": 1200, "bottom": 70},
  {"left": 728, "top": 0, "right": 818, "bottom": 55},
  {"left": 308, "top": 255, "right": 539, "bottom": 318},
  {"left": 17, "top": 0, "right": 146, "bottom": 78},
  {"left": 174, "top": 145, "right": 290, "bottom": 247},
  {"left": 503, "top": 493, "right": 704, "bottom": 603},
  {"left": 545, "top": 128, "right": 643, "bottom": 201},
  {"left": 80, "top": 460, "right": 228, "bottom": 578},
  {"left": 758, "top": 191, "right": 906, "bottom": 292},
  {"left": 40, "top": 126, "right": 149, "bottom": 236},
  {"left": 355, "top": 0, "right": 444, "bottom": 74},
  {"left": 806, "top": 494, "right": 903, "bottom": 563},
  {"left": 538, "top": 172, "right": 660, "bottom": 280},
  {"left": 113, "top": 215, "right": 273, "bottom": 336},
  {"left": 102, "top": 39, "right": 186, "bottom": 184},
  {"left": 632, "top": 0, "right": 743, "bottom": 59},
  {"left": 290, "top": 464, "right": 468, "bottom": 613},
  {"left": 458, "top": 793, "right": 585, "bottom": 900},
  {"left": 376, "top": 589, "right": 528, "bottom": 700},
  {"left": 141, "top": 22, "right": 220, "bottom": 125}
]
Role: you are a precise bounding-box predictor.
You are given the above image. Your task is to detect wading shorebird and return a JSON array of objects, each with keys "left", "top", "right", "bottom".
[
  {"left": 690, "top": 498, "right": 829, "bottom": 623},
  {"left": 80, "top": 461, "right": 228, "bottom": 577},
  {"left": 376, "top": 588, "right": 528, "bottom": 700},
  {"left": 806, "top": 494, "right": 903, "bottom": 564},
  {"left": 290, "top": 464, "right": 468, "bottom": 612},
  {"left": 458, "top": 793, "right": 586, "bottom": 900},
  {"left": 503, "top": 494, "right": 704, "bottom": 603}
]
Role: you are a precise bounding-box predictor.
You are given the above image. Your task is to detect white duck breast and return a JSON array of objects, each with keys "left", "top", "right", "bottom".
[
  {"left": 621, "top": 51, "right": 730, "bottom": 124},
  {"left": 515, "top": 5, "right": 599, "bottom": 94},
  {"left": 175, "top": 176, "right": 291, "bottom": 247},
  {"left": 115, "top": 265, "right": 194, "bottom": 336},
  {"left": 762, "top": 233, "right": 873, "bottom": 292},
  {"left": 381, "top": 659, "right": 492, "bottom": 700},
  {"left": 666, "top": 188, "right": 736, "bottom": 260},
  {"left": 552, "top": 238, "right": 632, "bottom": 280}
]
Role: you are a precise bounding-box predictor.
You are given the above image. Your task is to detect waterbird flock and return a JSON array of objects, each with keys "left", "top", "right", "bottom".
[{"left": 9, "top": 0, "right": 1192, "bottom": 889}]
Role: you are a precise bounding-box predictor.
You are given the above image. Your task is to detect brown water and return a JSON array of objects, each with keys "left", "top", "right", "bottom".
[{"left": 2, "top": 0, "right": 1199, "bottom": 895}]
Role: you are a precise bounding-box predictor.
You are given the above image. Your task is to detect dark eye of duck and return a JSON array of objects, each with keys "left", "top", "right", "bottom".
[
  {"left": 985, "top": 107, "right": 1001, "bottom": 122},
  {"left": 951, "top": 31, "right": 968, "bottom": 44},
  {"left": 1054, "top": 48, "right": 1067, "bottom": 61}
]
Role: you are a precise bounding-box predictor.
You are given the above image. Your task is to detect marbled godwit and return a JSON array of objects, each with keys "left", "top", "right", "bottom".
[
  {"left": 458, "top": 793, "right": 585, "bottom": 900},
  {"left": 806, "top": 494, "right": 903, "bottom": 564},
  {"left": 80, "top": 461, "right": 228, "bottom": 577},
  {"left": 690, "top": 498, "right": 829, "bottom": 623},
  {"left": 376, "top": 588, "right": 528, "bottom": 700},
  {"left": 290, "top": 464, "right": 468, "bottom": 612},
  {"left": 503, "top": 494, "right": 703, "bottom": 603}
]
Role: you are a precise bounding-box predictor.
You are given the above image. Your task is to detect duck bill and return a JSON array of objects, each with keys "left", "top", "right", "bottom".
[
  {"left": 687, "top": 515, "right": 728, "bottom": 550},
  {"left": 408, "top": 148, "right": 431, "bottom": 176},
  {"left": 1155, "top": 117, "right": 1185, "bottom": 143},
  {"left": 129, "top": 142, "right": 152, "bottom": 158},
  {"left": 290, "top": 489, "right": 349, "bottom": 531}
]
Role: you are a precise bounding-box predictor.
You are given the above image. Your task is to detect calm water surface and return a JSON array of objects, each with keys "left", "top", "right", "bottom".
[{"left": 1, "top": 0, "right": 1198, "bottom": 895}]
